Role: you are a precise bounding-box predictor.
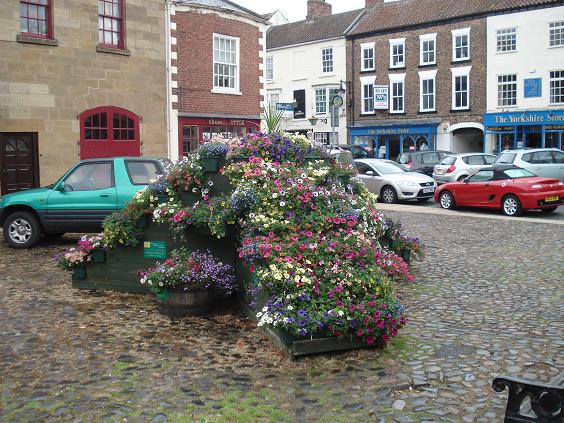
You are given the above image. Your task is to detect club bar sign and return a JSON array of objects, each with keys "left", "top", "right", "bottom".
[
  {"left": 207, "top": 119, "right": 246, "bottom": 126},
  {"left": 374, "top": 85, "right": 389, "bottom": 109}
]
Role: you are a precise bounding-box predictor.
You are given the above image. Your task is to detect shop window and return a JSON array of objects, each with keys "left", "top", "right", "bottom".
[
  {"left": 549, "top": 21, "right": 564, "bottom": 47},
  {"left": 266, "top": 56, "right": 273, "bottom": 81},
  {"left": 315, "top": 89, "right": 327, "bottom": 114},
  {"left": 496, "top": 28, "right": 517, "bottom": 53},
  {"left": 182, "top": 125, "right": 199, "bottom": 155},
  {"left": 80, "top": 106, "right": 140, "bottom": 159},
  {"left": 19, "top": 0, "right": 52, "bottom": 39},
  {"left": 419, "top": 33, "right": 436, "bottom": 65},
  {"left": 389, "top": 38, "right": 405, "bottom": 68},
  {"left": 550, "top": 70, "right": 564, "bottom": 104},
  {"left": 98, "top": 0, "right": 125, "bottom": 49},
  {"left": 213, "top": 34, "right": 239, "bottom": 92},
  {"left": 497, "top": 74, "right": 517, "bottom": 107},
  {"left": 452, "top": 28, "right": 471, "bottom": 61},
  {"left": 293, "top": 89, "right": 305, "bottom": 119},
  {"left": 321, "top": 48, "right": 333, "bottom": 73},
  {"left": 361, "top": 42, "right": 375, "bottom": 71}
]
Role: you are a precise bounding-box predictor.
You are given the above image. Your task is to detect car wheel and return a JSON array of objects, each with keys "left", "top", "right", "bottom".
[
  {"left": 380, "top": 186, "right": 398, "bottom": 204},
  {"left": 439, "top": 191, "right": 456, "bottom": 210},
  {"left": 502, "top": 195, "right": 523, "bottom": 217},
  {"left": 3, "top": 211, "right": 42, "bottom": 248},
  {"left": 541, "top": 206, "right": 558, "bottom": 214},
  {"left": 417, "top": 198, "right": 430, "bottom": 203}
]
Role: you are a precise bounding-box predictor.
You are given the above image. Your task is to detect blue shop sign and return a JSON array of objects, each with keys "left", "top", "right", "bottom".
[
  {"left": 350, "top": 124, "right": 438, "bottom": 137},
  {"left": 524, "top": 78, "right": 542, "bottom": 98},
  {"left": 276, "top": 103, "right": 294, "bottom": 112},
  {"left": 483, "top": 110, "right": 564, "bottom": 127}
]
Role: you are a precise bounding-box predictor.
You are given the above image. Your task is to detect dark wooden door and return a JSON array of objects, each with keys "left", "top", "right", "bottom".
[{"left": 0, "top": 133, "right": 40, "bottom": 196}]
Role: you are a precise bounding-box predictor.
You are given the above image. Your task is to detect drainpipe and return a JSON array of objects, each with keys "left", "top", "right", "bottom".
[{"left": 164, "top": 0, "right": 172, "bottom": 160}]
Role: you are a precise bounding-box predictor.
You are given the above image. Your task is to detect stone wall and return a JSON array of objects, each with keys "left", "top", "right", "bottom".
[{"left": 0, "top": 0, "right": 167, "bottom": 185}]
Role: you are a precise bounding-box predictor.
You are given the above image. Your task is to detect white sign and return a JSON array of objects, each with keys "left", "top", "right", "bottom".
[{"left": 374, "top": 85, "right": 389, "bottom": 109}]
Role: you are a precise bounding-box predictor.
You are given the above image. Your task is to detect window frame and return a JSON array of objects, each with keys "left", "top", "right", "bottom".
[
  {"left": 315, "top": 88, "right": 328, "bottom": 115},
  {"left": 549, "top": 70, "right": 564, "bottom": 105},
  {"left": 98, "top": 0, "right": 126, "bottom": 50},
  {"left": 451, "top": 66, "right": 471, "bottom": 110},
  {"left": 389, "top": 73, "right": 406, "bottom": 114},
  {"left": 549, "top": 21, "right": 564, "bottom": 48},
  {"left": 19, "top": 0, "right": 53, "bottom": 40},
  {"left": 419, "top": 33, "right": 437, "bottom": 66},
  {"left": 321, "top": 47, "right": 334, "bottom": 74},
  {"left": 497, "top": 74, "right": 518, "bottom": 108},
  {"left": 361, "top": 42, "right": 375, "bottom": 72},
  {"left": 496, "top": 27, "right": 517, "bottom": 53},
  {"left": 293, "top": 89, "right": 306, "bottom": 119},
  {"left": 265, "top": 56, "right": 273, "bottom": 82},
  {"left": 389, "top": 38, "right": 405, "bottom": 69},
  {"left": 452, "top": 27, "right": 471, "bottom": 62},
  {"left": 212, "top": 33, "right": 240, "bottom": 94},
  {"left": 360, "top": 76, "right": 376, "bottom": 115},
  {"left": 419, "top": 69, "right": 437, "bottom": 112}
]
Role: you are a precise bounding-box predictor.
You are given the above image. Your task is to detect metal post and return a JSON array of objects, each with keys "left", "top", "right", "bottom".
[{"left": 331, "top": 104, "right": 336, "bottom": 148}]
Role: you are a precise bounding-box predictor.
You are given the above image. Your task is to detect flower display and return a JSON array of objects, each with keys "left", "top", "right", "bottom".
[
  {"left": 57, "top": 234, "right": 104, "bottom": 270},
  {"left": 399, "top": 235, "right": 425, "bottom": 259},
  {"left": 165, "top": 155, "right": 205, "bottom": 193},
  {"left": 138, "top": 250, "right": 236, "bottom": 295},
  {"left": 198, "top": 142, "right": 229, "bottom": 158}
]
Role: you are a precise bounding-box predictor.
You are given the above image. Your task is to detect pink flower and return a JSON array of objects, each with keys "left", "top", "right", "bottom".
[
  {"left": 382, "top": 334, "right": 390, "bottom": 343},
  {"left": 376, "top": 319, "right": 385, "bottom": 329},
  {"left": 366, "top": 336, "right": 375, "bottom": 345},
  {"left": 356, "top": 329, "right": 363, "bottom": 337},
  {"left": 268, "top": 231, "right": 275, "bottom": 238},
  {"left": 274, "top": 245, "right": 282, "bottom": 251},
  {"left": 250, "top": 265, "right": 255, "bottom": 273},
  {"left": 333, "top": 217, "right": 340, "bottom": 224}
]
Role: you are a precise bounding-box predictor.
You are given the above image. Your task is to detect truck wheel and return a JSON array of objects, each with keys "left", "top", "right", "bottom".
[{"left": 3, "top": 211, "right": 42, "bottom": 248}]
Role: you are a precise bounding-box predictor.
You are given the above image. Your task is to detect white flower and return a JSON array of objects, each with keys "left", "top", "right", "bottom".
[
  {"left": 287, "top": 305, "right": 294, "bottom": 310},
  {"left": 297, "top": 178, "right": 303, "bottom": 184},
  {"left": 208, "top": 181, "right": 214, "bottom": 186},
  {"left": 279, "top": 201, "right": 286, "bottom": 207},
  {"left": 337, "top": 310, "right": 344, "bottom": 316},
  {"left": 272, "top": 193, "right": 278, "bottom": 199},
  {"left": 256, "top": 312, "right": 263, "bottom": 318},
  {"left": 262, "top": 306, "right": 268, "bottom": 312},
  {"left": 301, "top": 173, "right": 307, "bottom": 178}
]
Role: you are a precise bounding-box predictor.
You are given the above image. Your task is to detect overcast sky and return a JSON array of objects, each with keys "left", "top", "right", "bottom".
[{"left": 235, "top": 0, "right": 366, "bottom": 22}]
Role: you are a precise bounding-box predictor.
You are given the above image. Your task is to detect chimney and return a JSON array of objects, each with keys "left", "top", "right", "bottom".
[
  {"left": 365, "top": 0, "right": 381, "bottom": 7},
  {"left": 307, "top": 0, "right": 332, "bottom": 20}
]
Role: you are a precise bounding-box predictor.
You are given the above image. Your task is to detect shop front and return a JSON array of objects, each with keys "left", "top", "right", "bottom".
[
  {"left": 349, "top": 121, "right": 440, "bottom": 159},
  {"left": 178, "top": 116, "right": 261, "bottom": 156},
  {"left": 484, "top": 110, "right": 564, "bottom": 155}
]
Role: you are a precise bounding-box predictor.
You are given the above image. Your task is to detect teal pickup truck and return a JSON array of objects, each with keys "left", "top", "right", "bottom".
[{"left": 0, "top": 157, "right": 170, "bottom": 248}]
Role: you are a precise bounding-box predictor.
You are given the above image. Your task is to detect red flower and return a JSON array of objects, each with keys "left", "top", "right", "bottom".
[{"left": 366, "top": 336, "right": 375, "bottom": 345}]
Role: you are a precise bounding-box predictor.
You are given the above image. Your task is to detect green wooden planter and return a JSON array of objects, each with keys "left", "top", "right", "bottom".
[
  {"left": 91, "top": 248, "right": 106, "bottom": 263},
  {"left": 230, "top": 156, "right": 251, "bottom": 163},
  {"left": 401, "top": 248, "right": 411, "bottom": 264},
  {"left": 155, "top": 287, "right": 215, "bottom": 318},
  {"left": 390, "top": 238, "right": 401, "bottom": 248},
  {"left": 73, "top": 266, "right": 87, "bottom": 280},
  {"left": 207, "top": 173, "right": 233, "bottom": 195},
  {"left": 156, "top": 194, "right": 169, "bottom": 204},
  {"left": 202, "top": 157, "right": 226, "bottom": 173},
  {"left": 379, "top": 236, "right": 391, "bottom": 248},
  {"left": 137, "top": 215, "right": 150, "bottom": 229},
  {"left": 179, "top": 192, "right": 201, "bottom": 207},
  {"left": 235, "top": 259, "right": 379, "bottom": 360}
]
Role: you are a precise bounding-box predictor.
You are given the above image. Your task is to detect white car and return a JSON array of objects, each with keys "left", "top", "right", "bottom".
[
  {"left": 494, "top": 148, "right": 564, "bottom": 181},
  {"left": 355, "top": 159, "right": 437, "bottom": 203},
  {"left": 433, "top": 153, "right": 496, "bottom": 183}
]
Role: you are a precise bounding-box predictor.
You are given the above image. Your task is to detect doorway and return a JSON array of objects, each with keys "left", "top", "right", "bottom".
[{"left": 0, "top": 133, "right": 40, "bottom": 195}]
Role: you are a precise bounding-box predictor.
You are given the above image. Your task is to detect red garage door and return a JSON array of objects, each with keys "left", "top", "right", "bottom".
[{"left": 80, "top": 106, "right": 140, "bottom": 159}]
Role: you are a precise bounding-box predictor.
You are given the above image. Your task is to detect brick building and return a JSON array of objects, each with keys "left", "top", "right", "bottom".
[
  {"left": 0, "top": 0, "right": 167, "bottom": 195},
  {"left": 345, "top": 0, "right": 562, "bottom": 159},
  {"left": 167, "top": 0, "right": 267, "bottom": 160}
]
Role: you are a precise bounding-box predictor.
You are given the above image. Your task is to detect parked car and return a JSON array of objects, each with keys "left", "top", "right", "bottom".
[
  {"left": 396, "top": 150, "right": 452, "bottom": 176},
  {"left": 494, "top": 148, "right": 564, "bottom": 181},
  {"left": 433, "top": 153, "right": 497, "bottom": 183},
  {"left": 435, "top": 164, "right": 564, "bottom": 216},
  {"left": 355, "top": 159, "right": 437, "bottom": 203},
  {"left": 337, "top": 144, "right": 371, "bottom": 159},
  {"left": 0, "top": 157, "right": 170, "bottom": 248}
]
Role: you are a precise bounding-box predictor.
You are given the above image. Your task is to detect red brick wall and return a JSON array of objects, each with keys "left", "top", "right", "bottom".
[
  {"left": 307, "top": 0, "right": 332, "bottom": 19},
  {"left": 172, "top": 10, "right": 263, "bottom": 117}
]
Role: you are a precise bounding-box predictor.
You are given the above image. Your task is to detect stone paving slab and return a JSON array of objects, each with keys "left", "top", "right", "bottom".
[{"left": 0, "top": 210, "right": 562, "bottom": 422}]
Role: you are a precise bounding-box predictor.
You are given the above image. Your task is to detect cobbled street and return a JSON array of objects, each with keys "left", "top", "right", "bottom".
[{"left": 1, "top": 209, "right": 563, "bottom": 423}]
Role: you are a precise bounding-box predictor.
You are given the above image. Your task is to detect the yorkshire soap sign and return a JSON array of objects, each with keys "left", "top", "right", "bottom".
[{"left": 374, "top": 85, "right": 389, "bottom": 109}]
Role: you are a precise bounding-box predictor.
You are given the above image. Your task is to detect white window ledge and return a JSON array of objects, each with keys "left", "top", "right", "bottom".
[{"left": 211, "top": 89, "right": 242, "bottom": 96}]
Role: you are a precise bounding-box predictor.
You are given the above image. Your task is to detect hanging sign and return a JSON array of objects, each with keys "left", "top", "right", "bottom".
[{"left": 374, "top": 85, "right": 389, "bottom": 109}]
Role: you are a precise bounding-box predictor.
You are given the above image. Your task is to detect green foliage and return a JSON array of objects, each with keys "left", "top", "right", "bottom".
[{"left": 260, "top": 104, "right": 283, "bottom": 134}]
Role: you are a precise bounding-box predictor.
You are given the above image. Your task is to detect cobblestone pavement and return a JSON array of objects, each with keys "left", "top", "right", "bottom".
[{"left": 1, "top": 209, "right": 563, "bottom": 423}]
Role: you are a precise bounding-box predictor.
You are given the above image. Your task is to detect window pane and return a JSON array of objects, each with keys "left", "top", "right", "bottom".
[
  {"left": 65, "top": 163, "right": 113, "bottom": 191},
  {"left": 126, "top": 161, "right": 159, "bottom": 185},
  {"left": 20, "top": 18, "right": 27, "bottom": 33},
  {"left": 113, "top": 129, "right": 120, "bottom": 140},
  {"left": 29, "top": 19, "right": 38, "bottom": 34}
]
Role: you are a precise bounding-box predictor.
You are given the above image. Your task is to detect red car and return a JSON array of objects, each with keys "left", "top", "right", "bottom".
[{"left": 435, "top": 165, "right": 564, "bottom": 216}]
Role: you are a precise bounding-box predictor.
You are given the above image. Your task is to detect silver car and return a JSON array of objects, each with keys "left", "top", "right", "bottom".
[
  {"left": 494, "top": 148, "right": 564, "bottom": 181},
  {"left": 355, "top": 159, "right": 437, "bottom": 203},
  {"left": 433, "top": 153, "right": 496, "bottom": 183}
]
